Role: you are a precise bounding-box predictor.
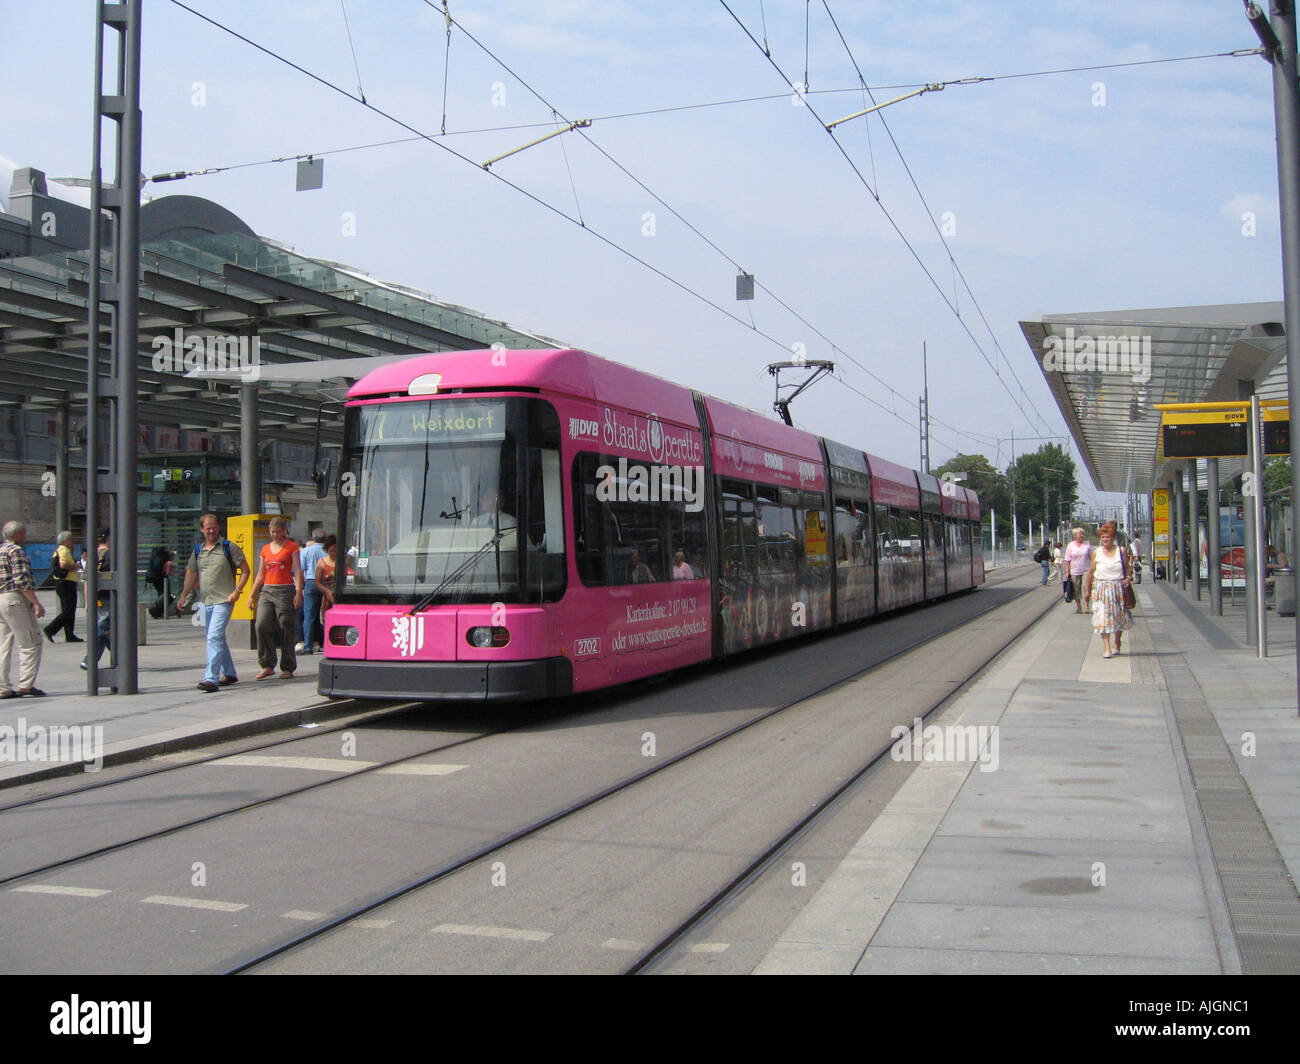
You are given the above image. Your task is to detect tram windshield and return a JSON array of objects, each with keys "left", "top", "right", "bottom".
[{"left": 338, "top": 397, "right": 565, "bottom": 604}]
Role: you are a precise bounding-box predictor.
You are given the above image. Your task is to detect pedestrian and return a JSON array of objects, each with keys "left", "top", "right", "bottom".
[
  {"left": 1064, "top": 527, "right": 1092, "bottom": 614},
  {"left": 297, "top": 527, "right": 326, "bottom": 655},
  {"left": 0, "top": 520, "right": 46, "bottom": 698},
  {"left": 626, "top": 548, "right": 655, "bottom": 584},
  {"left": 1051, "top": 541, "right": 1063, "bottom": 582},
  {"left": 43, "top": 529, "right": 83, "bottom": 643},
  {"left": 248, "top": 517, "right": 303, "bottom": 679},
  {"left": 145, "top": 546, "right": 175, "bottom": 619},
  {"left": 1130, "top": 531, "right": 1143, "bottom": 584},
  {"left": 177, "top": 514, "right": 251, "bottom": 693},
  {"left": 82, "top": 528, "right": 112, "bottom": 672},
  {"left": 314, "top": 534, "right": 338, "bottom": 611},
  {"left": 1084, "top": 520, "right": 1133, "bottom": 658},
  {"left": 1033, "top": 540, "right": 1052, "bottom": 585}
]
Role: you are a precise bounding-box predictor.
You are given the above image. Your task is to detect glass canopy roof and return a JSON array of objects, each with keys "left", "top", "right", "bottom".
[{"left": 1021, "top": 304, "right": 1287, "bottom": 495}]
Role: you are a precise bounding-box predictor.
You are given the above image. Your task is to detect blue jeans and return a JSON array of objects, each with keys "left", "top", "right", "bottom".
[
  {"left": 203, "top": 600, "right": 236, "bottom": 684},
  {"left": 1040, "top": 560, "right": 1050, "bottom": 584},
  {"left": 84, "top": 605, "right": 111, "bottom": 664},
  {"left": 301, "top": 586, "right": 322, "bottom": 650}
]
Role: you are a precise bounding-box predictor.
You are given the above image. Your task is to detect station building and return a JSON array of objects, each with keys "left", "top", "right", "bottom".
[{"left": 0, "top": 159, "right": 565, "bottom": 580}]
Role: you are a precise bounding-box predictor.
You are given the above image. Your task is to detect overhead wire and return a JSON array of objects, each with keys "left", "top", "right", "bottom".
[
  {"left": 163, "top": 0, "right": 979, "bottom": 456},
  {"left": 719, "top": 0, "right": 1055, "bottom": 440},
  {"left": 153, "top": 44, "right": 1260, "bottom": 181},
  {"left": 819, "top": 0, "right": 1053, "bottom": 437},
  {"left": 417, "top": 0, "right": 1001, "bottom": 451}
]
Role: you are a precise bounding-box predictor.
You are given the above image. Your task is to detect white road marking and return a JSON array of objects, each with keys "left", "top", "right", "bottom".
[
  {"left": 282, "top": 910, "right": 327, "bottom": 921},
  {"left": 352, "top": 918, "right": 394, "bottom": 929},
  {"left": 377, "top": 763, "right": 467, "bottom": 776},
  {"left": 142, "top": 894, "right": 247, "bottom": 912},
  {"left": 601, "top": 938, "right": 646, "bottom": 951},
  {"left": 432, "top": 923, "right": 552, "bottom": 942},
  {"left": 690, "top": 942, "right": 730, "bottom": 953},
  {"left": 12, "top": 884, "right": 110, "bottom": 898},
  {"left": 208, "top": 755, "right": 375, "bottom": 772}
]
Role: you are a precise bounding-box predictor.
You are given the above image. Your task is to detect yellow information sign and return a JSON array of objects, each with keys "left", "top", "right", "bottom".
[{"left": 1152, "top": 489, "right": 1170, "bottom": 563}]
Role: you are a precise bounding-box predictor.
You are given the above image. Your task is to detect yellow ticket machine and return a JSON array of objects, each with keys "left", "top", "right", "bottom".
[{"left": 227, "top": 514, "right": 292, "bottom": 621}]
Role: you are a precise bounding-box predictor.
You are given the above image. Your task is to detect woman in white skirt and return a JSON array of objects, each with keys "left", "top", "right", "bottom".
[{"left": 1084, "top": 520, "right": 1133, "bottom": 658}]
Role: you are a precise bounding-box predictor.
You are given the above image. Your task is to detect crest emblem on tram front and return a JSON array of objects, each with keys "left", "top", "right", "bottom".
[{"left": 392, "top": 615, "right": 426, "bottom": 657}]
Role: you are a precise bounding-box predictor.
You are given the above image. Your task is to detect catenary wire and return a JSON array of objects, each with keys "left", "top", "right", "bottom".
[
  {"left": 719, "top": 0, "right": 1054, "bottom": 439},
  {"left": 164, "top": 0, "right": 980, "bottom": 457}
]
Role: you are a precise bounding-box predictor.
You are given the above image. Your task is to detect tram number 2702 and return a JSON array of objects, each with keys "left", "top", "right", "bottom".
[{"left": 574, "top": 637, "right": 602, "bottom": 657}]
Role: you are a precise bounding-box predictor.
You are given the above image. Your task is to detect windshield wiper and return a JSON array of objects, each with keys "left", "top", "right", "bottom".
[{"left": 408, "top": 529, "right": 505, "bottom": 615}]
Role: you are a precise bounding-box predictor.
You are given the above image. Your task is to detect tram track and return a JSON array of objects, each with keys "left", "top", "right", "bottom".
[
  {"left": 1, "top": 568, "right": 1039, "bottom": 973},
  {"left": 0, "top": 702, "right": 550, "bottom": 888},
  {"left": 629, "top": 576, "right": 1058, "bottom": 973},
  {"left": 232, "top": 573, "right": 1043, "bottom": 974}
]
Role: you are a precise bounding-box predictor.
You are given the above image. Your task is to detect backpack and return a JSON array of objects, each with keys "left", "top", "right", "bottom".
[
  {"left": 193, "top": 539, "right": 237, "bottom": 578},
  {"left": 1033, "top": 544, "right": 1050, "bottom": 563}
]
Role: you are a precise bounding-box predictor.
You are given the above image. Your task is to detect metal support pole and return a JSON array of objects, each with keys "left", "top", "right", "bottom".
[
  {"left": 1189, "top": 459, "right": 1202, "bottom": 601},
  {"left": 1253, "top": 396, "right": 1268, "bottom": 658},
  {"left": 1263, "top": 1, "right": 1300, "bottom": 705},
  {"left": 112, "top": 0, "right": 142, "bottom": 694},
  {"left": 240, "top": 384, "right": 260, "bottom": 515},
  {"left": 55, "top": 404, "right": 70, "bottom": 537},
  {"left": 1207, "top": 457, "right": 1222, "bottom": 615},
  {"left": 1174, "top": 471, "right": 1186, "bottom": 590},
  {"left": 1245, "top": 450, "right": 1260, "bottom": 649}
]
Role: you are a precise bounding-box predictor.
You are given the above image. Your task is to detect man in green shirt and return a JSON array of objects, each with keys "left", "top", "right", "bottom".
[{"left": 177, "top": 514, "right": 250, "bottom": 693}]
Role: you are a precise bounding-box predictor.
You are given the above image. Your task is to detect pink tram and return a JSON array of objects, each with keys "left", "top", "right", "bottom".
[{"left": 317, "top": 349, "right": 984, "bottom": 702}]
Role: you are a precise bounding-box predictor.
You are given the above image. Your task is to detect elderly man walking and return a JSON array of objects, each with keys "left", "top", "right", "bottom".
[{"left": 0, "top": 520, "right": 47, "bottom": 698}]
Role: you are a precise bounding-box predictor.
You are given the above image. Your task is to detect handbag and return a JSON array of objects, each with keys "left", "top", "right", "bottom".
[
  {"left": 1063, "top": 575, "right": 1074, "bottom": 603},
  {"left": 1122, "top": 547, "right": 1136, "bottom": 611}
]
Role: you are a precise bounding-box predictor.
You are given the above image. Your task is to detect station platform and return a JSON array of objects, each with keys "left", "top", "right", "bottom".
[
  {"left": 4, "top": 563, "right": 1296, "bottom": 976},
  {"left": 0, "top": 601, "right": 342, "bottom": 787},
  {"left": 756, "top": 574, "right": 1300, "bottom": 975}
]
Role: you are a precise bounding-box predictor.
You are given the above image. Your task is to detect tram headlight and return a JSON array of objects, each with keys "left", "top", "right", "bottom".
[
  {"left": 330, "top": 625, "right": 360, "bottom": 647},
  {"left": 467, "top": 626, "right": 510, "bottom": 648}
]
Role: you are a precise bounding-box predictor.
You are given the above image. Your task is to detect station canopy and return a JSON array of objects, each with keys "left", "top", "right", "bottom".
[
  {"left": 0, "top": 194, "right": 564, "bottom": 445},
  {"left": 1020, "top": 303, "right": 1288, "bottom": 495}
]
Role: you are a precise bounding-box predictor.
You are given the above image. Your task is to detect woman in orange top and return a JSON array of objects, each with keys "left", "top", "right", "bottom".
[
  {"left": 248, "top": 517, "right": 304, "bottom": 678},
  {"left": 314, "top": 534, "right": 338, "bottom": 609}
]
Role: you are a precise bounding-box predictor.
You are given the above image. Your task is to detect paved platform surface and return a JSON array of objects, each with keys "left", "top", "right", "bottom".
[
  {"left": 0, "top": 594, "right": 340, "bottom": 786},
  {"left": 757, "top": 576, "right": 1300, "bottom": 974}
]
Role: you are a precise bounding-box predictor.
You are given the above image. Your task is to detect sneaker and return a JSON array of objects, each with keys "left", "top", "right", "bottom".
[
  {"left": 294, "top": 642, "right": 305, "bottom": 652},
  {"left": 44, "top": 629, "right": 54, "bottom": 644},
  {"left": 197, "top": 680, "right": 219, "bottom": 693},
  {"left": 66, "top": 635, "right": 83, "bottom": 643}
]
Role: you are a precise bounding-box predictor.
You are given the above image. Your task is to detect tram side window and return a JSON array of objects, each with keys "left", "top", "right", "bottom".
[
  {"left": 572, "top": 453, "right": 709, "bottom": 586},
  {"left": 896, "top": 508, "right": 921, "bottom": 559},
  {"left": 834, "top": 495, "right": 872, "bottom": 566},
  {"left": 876, "top": 502, "right": 894, "bottom": 560},
  {"left": 923, "top": 513, "right": 943, "bottom": 559},
  {"left": 756, "top": 486, "right": 799, "bottom": 580},
  {"left": 720, "top": 479, "right": 757, "bottom": 583}
]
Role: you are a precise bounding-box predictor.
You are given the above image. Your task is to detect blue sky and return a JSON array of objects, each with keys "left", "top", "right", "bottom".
[{"left": 0, "top": 1, "right": 1285, "bottom": 514}]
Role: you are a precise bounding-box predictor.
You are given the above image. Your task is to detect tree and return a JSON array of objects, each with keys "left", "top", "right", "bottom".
[
  {"left": 932, "top": 453, "right": 1009, "bottom": 517},
  {"left": 1006, "top": 443, "right": 1079, "bottom": 530},
  {"left": 1264, "top": 456, "right": 1291, "bottom": 497}
]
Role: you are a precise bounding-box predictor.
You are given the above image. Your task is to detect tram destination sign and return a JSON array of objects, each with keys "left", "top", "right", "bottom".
[{"left": 1159, "top": 407, "right": 1290, "bottom": 459}]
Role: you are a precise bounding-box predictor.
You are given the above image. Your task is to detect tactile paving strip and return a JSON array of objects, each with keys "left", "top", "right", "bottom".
[{"left": 1161, "top": 655, "right": 1300, "bottom": 974}]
